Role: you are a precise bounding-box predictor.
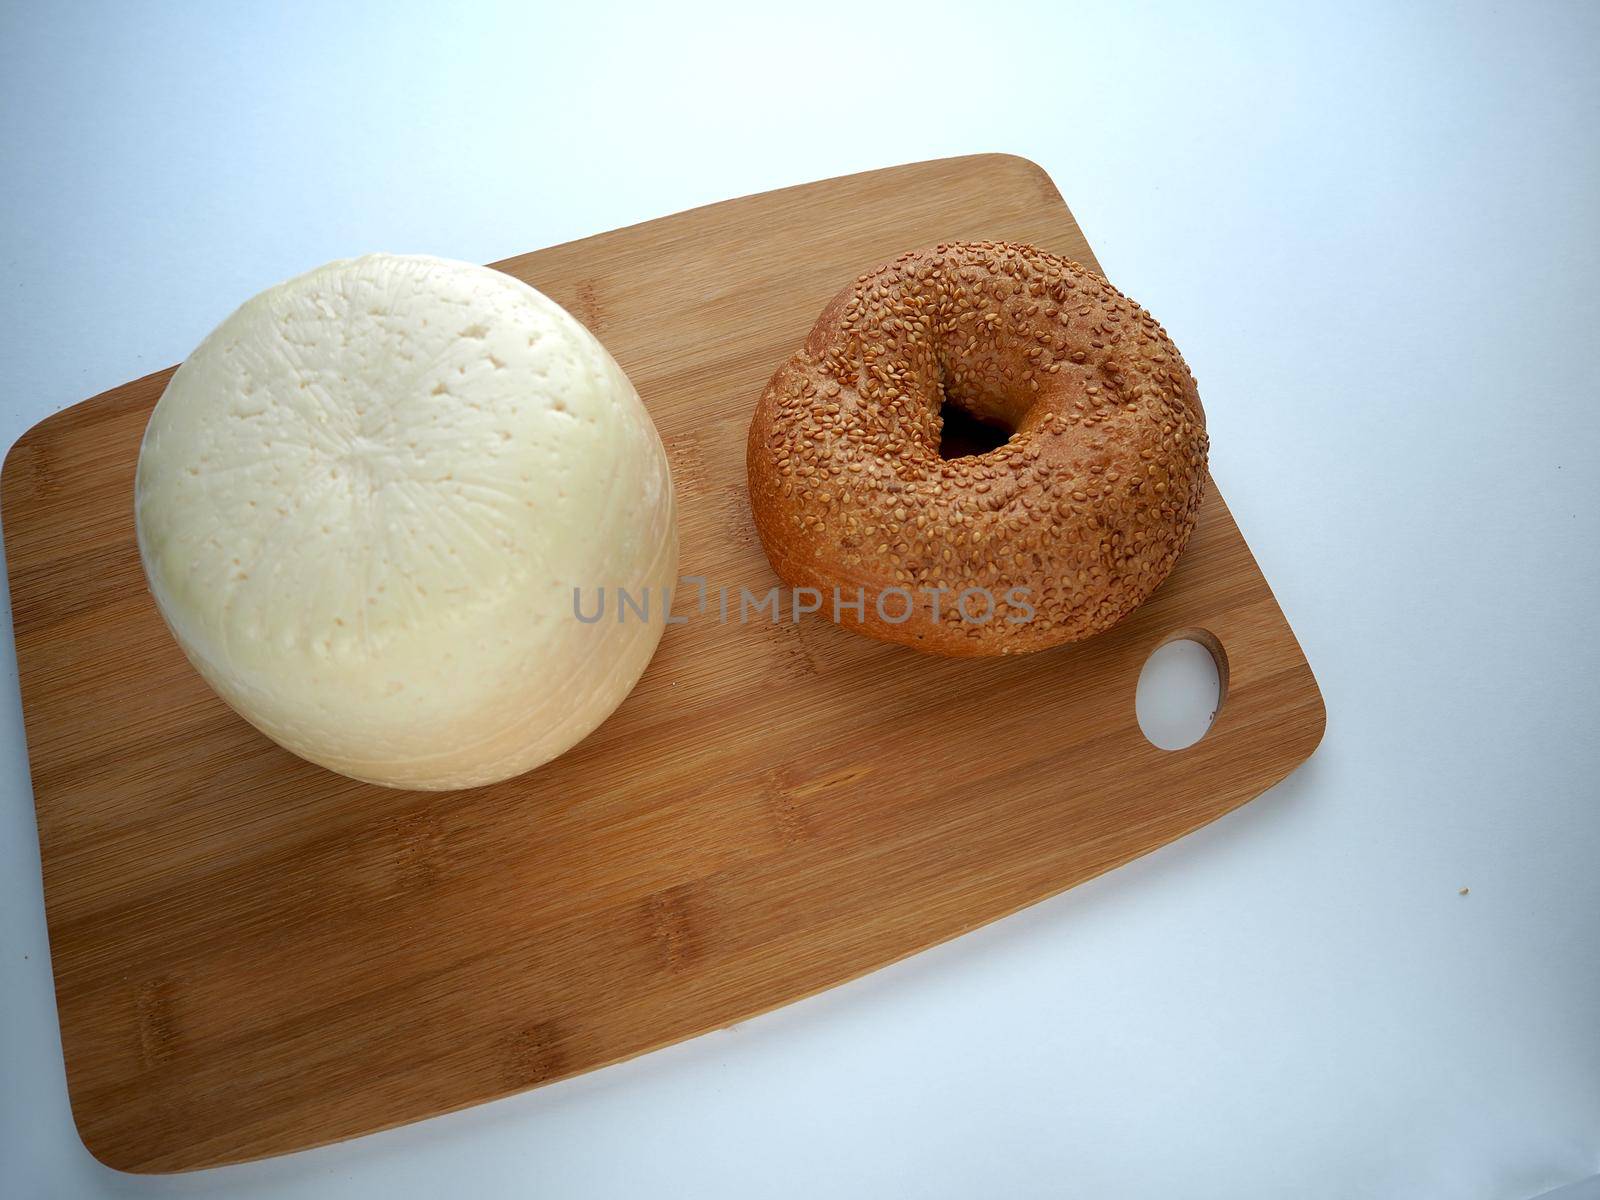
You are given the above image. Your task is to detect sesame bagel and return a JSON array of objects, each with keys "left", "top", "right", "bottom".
[{"left": 746, "top": 241, "right": 1208, "bottom": 656}]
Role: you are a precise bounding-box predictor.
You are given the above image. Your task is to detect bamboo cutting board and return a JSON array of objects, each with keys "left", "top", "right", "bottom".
[{"left": 1, "top": 155, "right": 1324, "bottom": 1173}]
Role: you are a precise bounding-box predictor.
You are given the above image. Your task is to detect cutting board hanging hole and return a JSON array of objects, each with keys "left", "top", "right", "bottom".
[{"left": 1136, "top": 630, "right": 1228, "bottom": 750}]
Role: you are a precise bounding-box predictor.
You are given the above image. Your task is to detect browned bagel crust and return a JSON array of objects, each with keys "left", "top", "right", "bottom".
[{"left": 746, "top": 241, "right": 1208, "bottom": 656}]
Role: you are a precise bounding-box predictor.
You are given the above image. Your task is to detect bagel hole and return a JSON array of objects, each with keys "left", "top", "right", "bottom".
[
  {"left": 938, "top": 401, "right": 1015, "bottom": 459},
  {"left": 1136, "top": 631, "right": 1228, "bottom": 751}
]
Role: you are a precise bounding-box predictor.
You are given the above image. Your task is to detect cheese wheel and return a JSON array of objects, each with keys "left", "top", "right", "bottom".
[{"left": 136, "top": 254, "right": 677, "bottom": 790}]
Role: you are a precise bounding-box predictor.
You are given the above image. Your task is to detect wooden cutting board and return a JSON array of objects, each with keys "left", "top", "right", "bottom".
[{"left": 1, "top": 155, "right": 1324, "bottom": 1173}]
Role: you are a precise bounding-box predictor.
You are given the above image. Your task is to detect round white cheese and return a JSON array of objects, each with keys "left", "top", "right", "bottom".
[{"left": 136, "top": 254, "right": 677, "bottom": 790}]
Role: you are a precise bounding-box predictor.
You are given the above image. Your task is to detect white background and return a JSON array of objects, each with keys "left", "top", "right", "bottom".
[{"left": 2, "top": 2, "right": 1598, "bottom": 1197}]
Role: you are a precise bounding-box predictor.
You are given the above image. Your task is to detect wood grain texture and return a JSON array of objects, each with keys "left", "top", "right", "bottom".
[{"left": 1, "top": 155, "right": 1324, "bottom": 1173}]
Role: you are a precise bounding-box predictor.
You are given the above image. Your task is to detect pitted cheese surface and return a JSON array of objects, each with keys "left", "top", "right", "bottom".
[{"left": 136, "top": 254, "right": 677, "bottom": 789}]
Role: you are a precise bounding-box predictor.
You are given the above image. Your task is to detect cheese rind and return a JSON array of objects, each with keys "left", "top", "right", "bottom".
[{"left": 136, "top": 254, "right": 677, "bottom": 789}]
